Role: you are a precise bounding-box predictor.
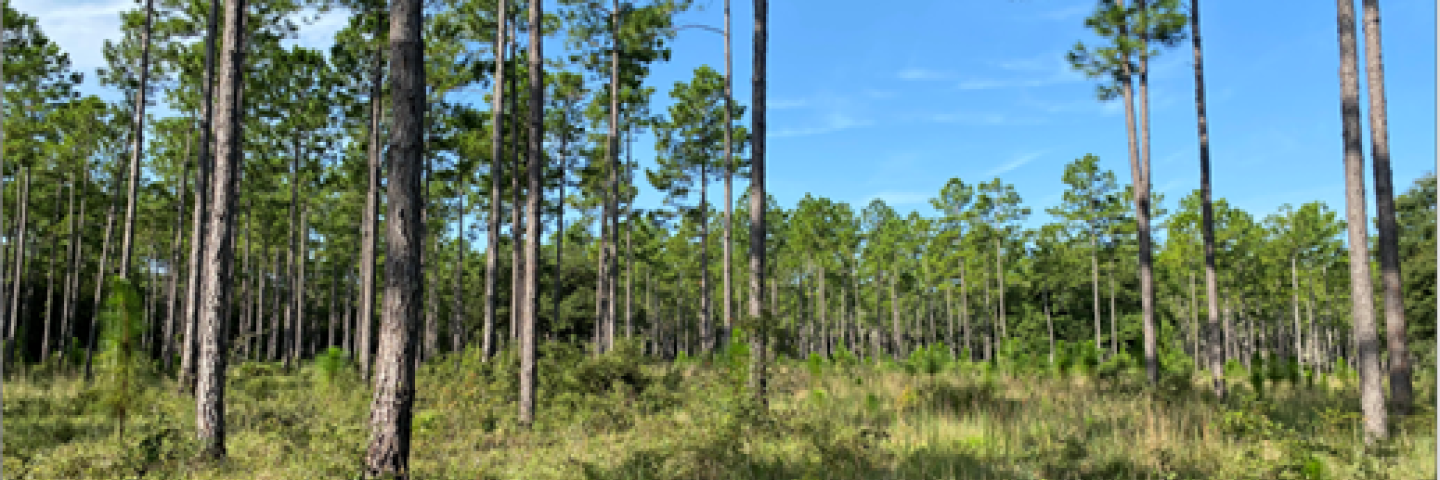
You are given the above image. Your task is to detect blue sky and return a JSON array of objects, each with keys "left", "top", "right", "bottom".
[{"left": 23, "top": 0, "right": 1438, "bottom": 231}]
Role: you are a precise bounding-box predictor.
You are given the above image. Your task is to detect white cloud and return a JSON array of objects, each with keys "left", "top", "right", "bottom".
[
  {"left": 771, "top": 112, "right": 872, "bottom": 138},
  {"left": 16, "top": 0, "right": 130, "bottom": 81},
  {"left": 284, "top": 7, "right": 352, "bottom": 51},
  {"left": 922, "top": 111, "right": 1044, "bottom": 126},
  {"left": 896, "top": 67, "right": 952, "bottom": 81},
  {"left": 984, "top": 150, "right": 1047, "bottom": 178}
]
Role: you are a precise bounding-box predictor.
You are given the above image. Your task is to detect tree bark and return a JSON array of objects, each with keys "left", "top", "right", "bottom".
[
  {"left": 8, "top": 168, "right": 30, "bottom": 364},
  {"left": 85, "top": 166, "right": 116, "bottom": 380},
  {"left": 195, "top": 0, "right": 247, "bottom": 458},
  {"left": 358, "top": 5, "right": 386, "bottom": 380},
  {"left": 482, "top": 0, "right": 508, "bottom": 361},
  {"left": 118, "top": 0, "right": 157, "bottom": 280},
  {"left": 1360, "top": 0, "right": 1412, "bottom": 415},
  {"left": 518, "top": 0, "right": 543, "bottom": 427},
  {"left": 507, "top": 25, "right": 522, "bottom": 350},
  {"left": 1131, "top": 0, "right": 1158, "bottom": 386},
  {"left": 748, "top": 0, "right": 769, "bottom": 406},
  {"left": 364, "top": 0, "right": 424, "bottom": 472},
  {"left": 164, "top": 156, "right": 191, "bottom": 372},
  {"left": 721, "top": 0, "right": 735, "bottom": 343},
  {"left": 1334, "top": 0, "right": 1387, "bottom": 443}
]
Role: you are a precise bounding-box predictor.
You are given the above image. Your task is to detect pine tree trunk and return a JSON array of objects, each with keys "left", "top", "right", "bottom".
[
  {"left": 62, "top": 173, "right": 89, "bottom": 366},
  {"left": 1334, "top": 0, "right": 1388, "bottom": 443},
  {"left": 483, "top": 0, "right": 508, "bottom": 361},
  {"left": 195, "top": 0, "right": 248, "bottom": 457},
  {"left": 365, "top": 0, "right": 425, "bottom": 471},
  {"left": 603, "top": 0, "right": 622, "bottom": 356},
  {"left": 85, "top": 166, "right": 116, "bottom": 380},
  {"left": 358, "top": 6, "right": 385, "bottom": 380},
  {"left": 748, "top": 0, "right": 769, "bottom": 406},
  {"left": 9, "top": 168, "right": 30, "bottom": 364},
  {"left": 1091, "top": 236, "right": 1102, "bottom": 352},
  {"left": 180, "top": 0, "right": 220, "bottom": 394},
  {"left": 700, "top": 164, "right": 712, "bottom": 353},
  {"left": 41, "top": 183, "right": 64, "bottom": 363},
  {"left": 119, "top": 0, "right": 157, "bottom": 280},
  {"left": 165, "top": 157, "right": 191, "bottom": 372},
  {"left": 518, "top": 0, "right": 544, "bottom": 427},
  {"left": 1359, "top": 0, "right": 1412, "bottom": 415}
]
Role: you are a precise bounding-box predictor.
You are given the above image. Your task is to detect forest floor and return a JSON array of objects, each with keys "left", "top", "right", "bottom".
[{"left": 5, "top": 344, "right": 1436, "bottom": 480}]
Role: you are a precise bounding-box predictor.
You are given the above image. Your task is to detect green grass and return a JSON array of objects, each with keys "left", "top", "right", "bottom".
[{"left": 4, "top": 348, "right": 1434, "bottom": 480}]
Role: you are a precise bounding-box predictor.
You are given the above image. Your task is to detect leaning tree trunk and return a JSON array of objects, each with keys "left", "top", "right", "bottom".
[
  {"left": 195, "top": 0, "right": 248, "bottom": 458},
  {"left": 1193, "top": 0, "right": 1226, "bottom": 398},
  {"left": 1334, "top": 0, "right": 1387, "bottom": 444},
  {"left": 364, "top": 0, "right": 424, "bottom": 472},
  {"left": 1360, "top": 0, "right": 1411, "bottom": 415}
]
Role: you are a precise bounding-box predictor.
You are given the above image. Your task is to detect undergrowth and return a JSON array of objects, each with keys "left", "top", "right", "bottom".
[{"left": 3, "top": 344, "right": 1434, "bottom": 479}]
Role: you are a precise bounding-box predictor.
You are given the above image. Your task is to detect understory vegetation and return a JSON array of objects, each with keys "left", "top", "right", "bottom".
[{"left": 6, "top": 343, "right": 1434, "bottom": 480}]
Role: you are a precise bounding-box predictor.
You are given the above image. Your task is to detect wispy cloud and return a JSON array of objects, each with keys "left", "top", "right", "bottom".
[
  {"left": 772, "top": 112, "right": 872, "bottom": 138},
  {"left": 286, "top": 7, "right": 353, "bottom": 50},
  {"left": 18, "top": 0, "right": 130, "bottom": 80},
  {"left": 897, "top": 67, "right": 954, "bottom": 81},
  {"left": 1018, "top": 94, "right": 1122, "bottom": 116},
  {"left": 984, "top": 151, "right": 1048, "bottom": 178},
  {"left": 923, "top": 112, "right": 1045, "bottom": 126},
  {"left": 864, "top": 191, "right": 932, "bottom": 206},
  {"left": 1039, "top": 3, "right": 1093, "bottom": 21},
  {"left": 958, "top": 52, "right": 1085, "bottom": 90}
]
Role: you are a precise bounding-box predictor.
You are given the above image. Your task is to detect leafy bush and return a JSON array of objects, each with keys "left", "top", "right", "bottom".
[
  {"left": 309, "top": 347, "right": 353, "bottom": 388},
  {"left": 94, "top": 276, "right": 152, "bottom": 437}
]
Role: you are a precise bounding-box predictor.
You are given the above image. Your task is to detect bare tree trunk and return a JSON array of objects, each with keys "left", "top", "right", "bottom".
[
  {"left": 960, "top": 262, "right": 971, "bottom": 358},
  {"left": 358, "top": 5, "right": 386, "bottom": 380},
  {"left": 269, "top": 248, "right": 281, "bottom": 361},
  {"left": 1109, "top": 271, "right": 1117, "bottom": 357},
  {"left": 602, "top": 0, "right": 622, "bottom": 355},
  {"left": 85, "top": 166, "right": 115, "bottom": 380},
  {"left": 165, "top": 157, "right": 191, "bottom": 372},
  {"left": 699, "top": 163, "right": 712, "bottom": 353},
  {"left": 181, "top": 0, "right": 221, "bottom": 391},
  {"left": 296, "top": 208, "right": 308, "bottom": 360},
  {"left": 62, "top": 172, "right": 89, "bottom": 366},
  {"left": 119, "top": 0, "right": 157, "bottom": 280},
  {"left": 9, "top": 168, "right": 30, "bottom": 364},
  {"left": 482, "top": 0, "right": 508, "bottom": 361},
  {"left": 748, "top": 0, "right": 769, "bottom": 406},
  {"left": 1334, "top": 0, "right": 1387, "bottom": 443},
  {"left": 364, "top": 0, "right": 424, "bottom": 471},
  {"left": 1359, "top": 0, "right": 1412, "bottom": 415},
  {"left": 1091, "top": 236, "right": 1102, "bottom": 352},
  {"left": 453, "top": 194, "right": 468, "bottom": 362},
  {"left": 721, "top": 0, "right": 735, "bottom": 343},
  {"left": 518, "top": 0, "right": 543, "bottom": 427},
  {"left": 195, "top": 0, "right": 248, "bottom": 457},
  {"left": 41, "top": 183, "right": 65, "bottom": 362},
  {"left": 507, "top": 22, "right": 522, "bottom": 349},
  {"left": 1045, "top": 290, "right": 1054, "bottom": 364}
]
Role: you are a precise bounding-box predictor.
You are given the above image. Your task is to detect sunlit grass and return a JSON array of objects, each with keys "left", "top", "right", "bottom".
[{"left": 4, "top": 349, "right": 1434, "bottom": 479}]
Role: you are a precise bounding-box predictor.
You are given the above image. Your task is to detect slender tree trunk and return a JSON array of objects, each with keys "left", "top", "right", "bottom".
[
  {"left": 602, "top": 0, "right": 622, "bottom": 355},
  {"left": 1359, "top": 0, "right": 1412, "bottom": 415},
  {"left": 1045, "top": 290, "right": 1054, "bottom": 364},
  {"left": 119, "top": 0, "right": 157, "bottom": 280},
  {"left": 1109, "top": 271, "right": 1117, "bottom": 357},
  {"left": 699, "top": 164, "right": 712, "bottom": 353},
  {"left": 552, "top": 115, "right": 568, "bottom": 347},
  {"left": 85, "top": 167, "right": 115, "bottom": 380},
  {"left": 41, "top": 184, "right": 64, "bottom": 363},
  {"left": 518, "top": 0, "right": 544, "bottom": 427},
  {"left": 358, "top": 6, "right": 385, "bottom": 380},
  {"left": 365, "top": 0, "right": 425, "bottom": 471},
  {"left": 508, "top": 27, "right": 522, "bottom": 349},
  {"left": 1334, "top": 0, "right": 1387, "bottom": 443},
  {"left": 721, "top": 0, "right": 735, "bottom": 343},
  {"left": 180, "top": 0, "right": 220, "bottom": 390},
  {"left": 195, "top": 0, "right": 248, "bottom": 457},
  {"left": 62, "top": 172, "right": 89, "bottom": 366},
  {"left": 960, "top": 262, "right": 971, "bottom": 358},
  {"left": 328, "top": 263, "right": 338, "bottom": 349},
  {"left": 295, "top": 207, "right": 308, "bottom": 361},
  {"left": 995, "top": 238, "right": 1006, "bottom": 348},
  {"left": 1130, "top": 0, "right": 1158, "bottom": 386},
  {"left": 9, "top": 168, "right": 30, "bottom": 364},
  {"left": 165, "top": 158, "right": 191, "bottom": 372},
  {"left": 452, "top": 194, "right": 467, "bottom": 364},
  {"left": 1291, "top": 256, "right": 1303, "bottom": 366},
  {"left": 748, "top": 0, "right": 769, "bottom": 406},
  {"left": 483, "top": 0, "right": 508, "bottom": 361},
  {"left": 1091, "top": 236, "right": 1102, "bottom": 352}
]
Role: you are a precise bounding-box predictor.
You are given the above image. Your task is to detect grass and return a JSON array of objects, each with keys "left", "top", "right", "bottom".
[{"left": 4, "top": 347, "right": 1434, "bottom": 480}]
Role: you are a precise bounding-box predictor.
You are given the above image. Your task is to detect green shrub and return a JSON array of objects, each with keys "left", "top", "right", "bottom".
[{"left": 94, "top": 276, "right": 152, "bottom": 437}]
